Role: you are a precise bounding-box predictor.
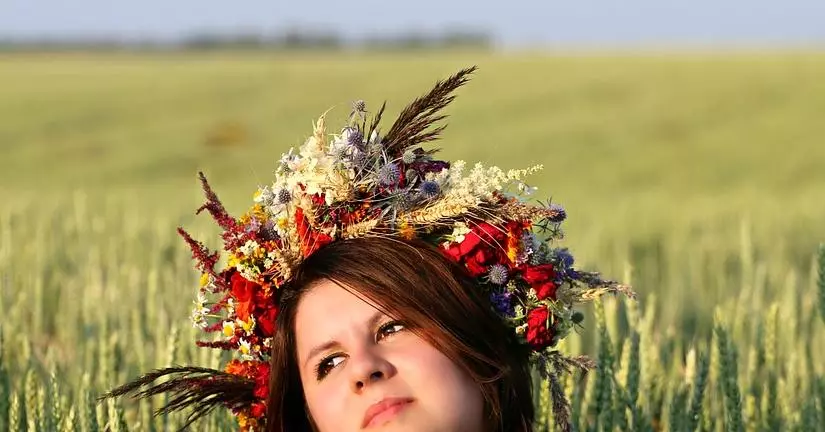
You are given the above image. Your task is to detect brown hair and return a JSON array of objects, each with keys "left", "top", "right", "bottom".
[{"left": 265, "top": 236, "right": 535, "bottom": 432}]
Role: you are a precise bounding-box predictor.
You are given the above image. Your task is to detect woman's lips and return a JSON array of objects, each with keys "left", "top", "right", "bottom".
[{"left": 361, "top": 397, "right": 414, "bottom": 429}]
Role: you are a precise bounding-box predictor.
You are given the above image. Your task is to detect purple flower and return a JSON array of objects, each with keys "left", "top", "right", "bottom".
[
  {"left": 378, "top": 163, "right": 401, "bottom": 186},
  {"left": 554, "top": 248, "right": 574, "bottom": 268},
  {"left": 347, "top": 128, "right": 364, "bottom": 147},
  {"left": 410, "top": 160, "right": 450, "bottom": 174},
  {"left": 259, "top": 220, "right": 279, "bottom": 241},
  {"left": 277, "top": 188, "right": 292, "bottom": 204},
  {"left": 549, "top": 204, "right": 566, "bottom": 223},
  {"left": 490, "top": 290, "right": 515, "bottom": 317},
  {"left": 551, "top": 248, "right": 579, "bottom": 281},
  {"left": 352, "top": 100, "right": 366, "bottom": 113},
  {"left": 245, "top": 217, "right": 262, "bottom": 233},
  {"left": 419, "top": 181, "right": 440, "bottom": 198}
]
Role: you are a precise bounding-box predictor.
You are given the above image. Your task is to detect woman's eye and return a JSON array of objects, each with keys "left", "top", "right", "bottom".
[
  {"left": 315, "top": 355, "right": 345, "bottom": 380},
  {"left": 377, "top": 321, "right": 406, "bottom": 341}
]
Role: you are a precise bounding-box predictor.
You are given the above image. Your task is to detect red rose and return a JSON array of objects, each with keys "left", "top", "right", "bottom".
[
  {"left": 230, "top": 272, "right": 258, "bottom": 321},
  {"left": 257, "top": 307, "right": 278, "bottom": 337},
  {"left": 250, "top": 402, "right": 267, "bottom": 418},
  {"left": 526, "top": 306, "right": 554, "bottom": 350},
  {"left": 534, "top": 282, "right": 557, "bottom": 301},
  {"left": 443, "top": 222, "right": 510, "bottom": 276},
  {"left": 253, "top": 363, "right": 270, "bottom": 399},
  {"left": 522, "top": 263, "right": 555, "bottom": 283},
  {"left": 521, "top": 263, "right": 557, "bottom": 300}
]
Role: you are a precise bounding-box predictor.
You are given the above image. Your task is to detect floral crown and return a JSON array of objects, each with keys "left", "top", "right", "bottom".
[{"left": 105, "top": 66, "right": 633, "bottom": 431}]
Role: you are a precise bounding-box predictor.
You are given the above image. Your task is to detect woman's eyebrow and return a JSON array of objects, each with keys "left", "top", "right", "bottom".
[{"left": 303, "top": 310, "right": 385, "bottom": 368}]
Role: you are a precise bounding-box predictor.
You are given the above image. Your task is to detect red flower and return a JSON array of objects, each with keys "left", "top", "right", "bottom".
[
  {"left": 521, "top": 263, "right": 557, "bottom": 300},
  {"left": 295, "top": 207, "right": 333, "bottom": 257},
  {"left": 230, "top": 272, "right": 258, "bottom": 322},
  {"left": 253, "top": 363, "right": 270, "bottom": 399},
  {"left": 250, "top": 402, "right": 267, "bottom": 418},
  {"left": 526, "top": 306, "right": 554, "bottom": 350},
  {"left": 443, "top": 222, "right": 509, "bottom": 276},
  {"left": 257, "top": 307, "right": 278, "bottom": 337}
]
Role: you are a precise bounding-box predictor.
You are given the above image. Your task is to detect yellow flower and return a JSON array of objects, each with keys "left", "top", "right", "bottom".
[
  {"left": 398, "top": 220, "right": 415, "bottom": 240},
  {"left": 199, "top": 273, "right": 210, "bottom": 288},
  {"left": 222, "top": 321, "right": 236, "bottom": 337},
  {"left": 239, "top": 339, "right": 251, "bottom": 355},
  {"left": 237, "top": 317, "right": 256, "bottom": 335}
]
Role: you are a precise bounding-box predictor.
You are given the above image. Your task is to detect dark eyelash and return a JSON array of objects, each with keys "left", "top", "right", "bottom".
[
  {"left": 315, "top": 353, "right": 343, "bottom": 381},
  {"left": 377, "top": 320, "right": 406, "bottom": 341}
]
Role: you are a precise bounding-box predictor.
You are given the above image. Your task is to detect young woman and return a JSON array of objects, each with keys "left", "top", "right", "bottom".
[
  {"left": 268, "top": 236, "right": 533, "bottom": 431},
  {"left": 103, "top": 67, "right": 630, "bottom": 432}
]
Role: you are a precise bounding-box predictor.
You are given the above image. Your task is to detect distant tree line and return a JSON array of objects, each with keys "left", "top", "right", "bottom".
[{"left": 0, "top": 28, "right": 493, "bottom": 52}]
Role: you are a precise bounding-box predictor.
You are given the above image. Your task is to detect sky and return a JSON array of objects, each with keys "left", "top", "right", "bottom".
[{"left": 3, "top": 0, "right": 825, "bottom": 48}]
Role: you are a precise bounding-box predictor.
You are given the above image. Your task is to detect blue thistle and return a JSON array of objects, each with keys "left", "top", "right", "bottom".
[
  {"left": 419, "top": 181, "right": 440, "bottom": 199},
  {"left": 402, "top": 149, "right": 417, "bottom": 164},
  {"left": 352, "top": 99, "right": 366, "bottom": 113},
  {"left": 260, "top": 220, "right": 279, "bottom": 241},
  {"left": 553, "top": 247, "right": 574, "bottom": 269},
  {"left": 368, "top": 140, "right": 384, "bottom": 155},
  {"left": 393, "top": 192, "right": 413, "bottom": 210},
  {"left": 490, "top": 290, "right": 515, "bottom": 317},
  {"left": 549, "top": 203, "right": 567, "bottom": 223},
  {"left": 487, "top": 264, "right": 509, "bottom": 285},
  {"left": 277, "top": 188, "right": 292, "bottom": 204},
  {"left": 353, "top": 151, "right": 370, "bottom": 170},
  {"left": 378, "top": 163, "right": 401, "bottom": 186},
  {"left": 347, "top": 128, "right": 364, "bottom": 147}
]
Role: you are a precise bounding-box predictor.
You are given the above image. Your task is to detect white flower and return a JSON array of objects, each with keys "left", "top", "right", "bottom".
[
  {"left": 449, "top": 221, "right": 472, "bottom": 243},
  {"left": 226, "top": 298, "right": 235, "bottom": 315},
  {"left": 190, "top": 307, "right": 208, "bottom": 329},
  {"left": 190, "top": 289, "right": 210, "bottom": 328},
  {"left": 254, "top": 186, "right": 273, "bottom": 205},
  {"left": 280, "top": 147, "right": 299, "bottom": 171},
  {"left": 239, "top": 240, "right": 259, "bottom": 257},
  {"left": 237, "top": 264, "right": 261, "bottom": 282},
  {"left": 195, "top": 290, "right": 208, "bottom": 308},
  {"left": 239, "top": 339, "right": 260, "bottom": 361}
]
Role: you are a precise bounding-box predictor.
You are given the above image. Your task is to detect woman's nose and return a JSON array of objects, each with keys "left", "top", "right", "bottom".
[{"left": 348, "top": 348, "right": 396, "bottom": 393}]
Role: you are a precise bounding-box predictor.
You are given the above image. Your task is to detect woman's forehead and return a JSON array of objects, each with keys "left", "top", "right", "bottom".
[
  {"left": 294, "top": 280, "right": 387, "bottom": 351},
  {"left": 297, "top": 280, "right": 381, "bottom": 321}
]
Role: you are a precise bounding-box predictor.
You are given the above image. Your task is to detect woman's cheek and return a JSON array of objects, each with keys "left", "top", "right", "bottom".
[{"left": 304, "top": 374, "right": 353, "bottom": 430}]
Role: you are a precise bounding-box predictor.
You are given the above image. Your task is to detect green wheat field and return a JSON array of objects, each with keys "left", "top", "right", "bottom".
[{"left": 1, "top": 50, "right": 824, "bottom": 431}]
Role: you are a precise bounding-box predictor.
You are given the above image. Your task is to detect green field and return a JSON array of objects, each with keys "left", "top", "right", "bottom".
[{"left": 1, "top": 50, "right": 824, "bottom": 430}]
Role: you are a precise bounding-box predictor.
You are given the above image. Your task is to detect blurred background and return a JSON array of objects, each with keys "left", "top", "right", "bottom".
[{"left": 2, "top": 1, "right": 825, "bottom": 430}]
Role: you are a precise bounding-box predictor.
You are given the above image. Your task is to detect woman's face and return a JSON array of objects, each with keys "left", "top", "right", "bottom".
[{"left": 294, "top": 279, "right": 485, "bottom": 431}]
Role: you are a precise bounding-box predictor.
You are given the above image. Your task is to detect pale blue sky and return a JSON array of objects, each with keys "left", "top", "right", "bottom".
[{"left": 3, "top": 0, "right": 825, "bottom": 48}]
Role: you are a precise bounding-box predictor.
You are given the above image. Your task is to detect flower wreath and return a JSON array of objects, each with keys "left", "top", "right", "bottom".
[{"left": 104, "top": 66, "right": 633, "bottom": 431}]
